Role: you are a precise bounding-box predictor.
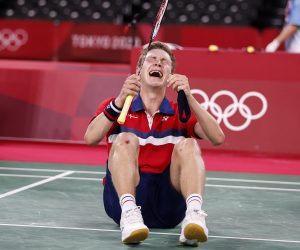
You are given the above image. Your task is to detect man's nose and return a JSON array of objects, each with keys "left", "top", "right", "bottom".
[{"left": 154, "top": 59, "right": 162, "bottom": 66}]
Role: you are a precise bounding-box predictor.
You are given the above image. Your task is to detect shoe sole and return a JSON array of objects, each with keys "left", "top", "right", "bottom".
[
  {"left": 122, "top": 228, "right": 149, "bottom": 244},
  {"left": 184, "top": 223, "right": 208, "bottom": 243},
  {"left": 179, "top": 239, "right": 199, "bottom": 247}
]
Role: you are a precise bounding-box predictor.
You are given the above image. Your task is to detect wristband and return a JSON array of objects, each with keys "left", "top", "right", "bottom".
[{"left": 103, "top": 99, "right": 122, "bottom": 121}]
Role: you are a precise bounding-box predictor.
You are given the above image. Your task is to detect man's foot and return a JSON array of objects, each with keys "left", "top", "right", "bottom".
[
  {"left": 179, "top": 209, "right": 208, "bottom": 246},
  {"left": 120, "top": 206, "right": 149, "bottom": 244}
]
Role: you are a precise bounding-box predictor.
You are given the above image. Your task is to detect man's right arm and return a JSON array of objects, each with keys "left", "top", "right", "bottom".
[
  {"left": 84, "top": 111, "right": 115, "bottom": 146},
  {"left": 84, "top": 74, "right": 141, "bottom": 146}
]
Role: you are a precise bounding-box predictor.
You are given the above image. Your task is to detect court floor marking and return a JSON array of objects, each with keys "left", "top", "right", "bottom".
[
  {"left": 205, "top": 184, "right": 300, "bottom": 192},
  {"left": 1, "top": 167, "right": 300, "bottom": 186},
  {"left": 0, "top": 223, "right": 299, "bottom": 244},
  {"left": 1, "top": 173, "right": 300, "bottom": 192},
  {"left": 1, "top": 171, "right": 300, "bottom": 192},
  {"left": 0, "top": 173, "right": 101, "bottom": 181},
  {"left": 0, "top": 171, "right": 74, "bottom": 199},
  {"left": 0, "top": 167, "right": 104, "bottom": 174},
  {"left": 207, "top": 177, "right": 300, "bottom": 185}
]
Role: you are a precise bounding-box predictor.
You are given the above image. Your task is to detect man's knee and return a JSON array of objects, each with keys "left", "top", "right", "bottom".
[
  {"left": 113, "top": 132, "right": 139, "bottom": 151},
  {"left": 173, "top": 138, "right": 201, "bottom": 156}
]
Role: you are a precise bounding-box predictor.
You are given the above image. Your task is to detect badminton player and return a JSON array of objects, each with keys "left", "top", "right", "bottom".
[{"left": 84, "top": 41, "right": 225, "bottom": 245}]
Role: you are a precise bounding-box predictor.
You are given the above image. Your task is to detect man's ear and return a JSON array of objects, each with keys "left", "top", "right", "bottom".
[{"left": 136, "top": 66, "right": 140, "bottom": 74}]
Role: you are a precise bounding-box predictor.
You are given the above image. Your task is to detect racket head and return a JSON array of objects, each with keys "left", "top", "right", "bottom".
[
  {"left": 151, "top": 0, "right": 169, "bottom": 39},
  {"left": 138, "top": 0, "right": 169, "bottom": 75}
]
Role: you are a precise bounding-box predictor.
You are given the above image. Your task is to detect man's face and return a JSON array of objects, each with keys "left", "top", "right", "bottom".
[{"left": 138, "top": 49, "right": 172, "bottom": 88}]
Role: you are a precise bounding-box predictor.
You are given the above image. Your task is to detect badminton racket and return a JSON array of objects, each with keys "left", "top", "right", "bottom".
[{"left": 117, "top": 0, "right": 169, "bottom": 124}]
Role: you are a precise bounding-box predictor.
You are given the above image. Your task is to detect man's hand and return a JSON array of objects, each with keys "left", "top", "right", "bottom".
[
  {"left": 115, "top": 74, "right": 141, "bottom": 108},
  {"left": 167, "top": 74, "right": 191, "bottom": 96},
  {"left": 265, "top": 39, "right": 280, "bottom": 52}
]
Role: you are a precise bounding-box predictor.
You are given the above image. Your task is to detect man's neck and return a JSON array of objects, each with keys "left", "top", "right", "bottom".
[{"left": 140, "top": 89, "right": 165, "bottom": 116}]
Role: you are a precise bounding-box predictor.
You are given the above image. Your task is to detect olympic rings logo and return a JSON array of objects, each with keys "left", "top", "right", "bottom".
[
  {"left": 191, "top": 89, "right": 268, "bottom": 131},
  {"left": 0, "top": 29, "right": 28, "bottom": 51}
]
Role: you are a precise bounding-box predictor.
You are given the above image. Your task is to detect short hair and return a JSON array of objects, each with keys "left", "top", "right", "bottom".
[{"left": 137, "top": 41, "right": 176, "bottom": 73}]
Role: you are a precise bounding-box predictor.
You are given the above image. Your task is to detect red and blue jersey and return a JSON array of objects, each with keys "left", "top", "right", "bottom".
[{"left": 95, "top": 95, "right": 200, "bottom": 173}]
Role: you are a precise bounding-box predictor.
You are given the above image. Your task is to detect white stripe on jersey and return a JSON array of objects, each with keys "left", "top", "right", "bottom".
[{"left": 108, "top": 134, "right": 185, "bottom": 146}]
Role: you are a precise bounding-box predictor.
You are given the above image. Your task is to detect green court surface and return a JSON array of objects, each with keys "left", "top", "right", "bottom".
[{"left": 1, "top": 160, "right": 300, "bottom": 250}]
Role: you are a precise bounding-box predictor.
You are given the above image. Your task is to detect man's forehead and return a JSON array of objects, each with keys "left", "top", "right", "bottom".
[{"left": 147, "top": 49, "right": 171, "bottom": 59}]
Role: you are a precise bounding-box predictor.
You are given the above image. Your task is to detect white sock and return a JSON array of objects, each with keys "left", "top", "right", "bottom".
[
  {"left": 186, "top": 193, "right": 203, "bottom": 211},
  {"left": 120, "top": 194, "right": 137, "bottom": 212}
]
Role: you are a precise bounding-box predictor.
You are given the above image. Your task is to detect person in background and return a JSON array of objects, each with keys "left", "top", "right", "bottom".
[
  {"left": 266, "top": 0, "right": 300, "bottom": 53},
  {"left": 84, "top": 41, "right": 225, "bottom": 246}
]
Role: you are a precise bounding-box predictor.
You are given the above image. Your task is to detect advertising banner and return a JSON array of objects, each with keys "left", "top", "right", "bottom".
[
  {"left": 1, "top": 48, "right": 300, "bottom": 157},
  {"left": 1, "top": 20, "right": 277, "bottom": 63},
  {"left": 131, "top": 48, "right": 300, "bottom": 156},
  {"left": 0, "top": 20, "right": 56, "bottom": 60}
]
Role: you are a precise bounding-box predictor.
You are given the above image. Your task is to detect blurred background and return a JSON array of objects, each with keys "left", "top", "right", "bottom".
[
  {"left": 0, "top": 0, "right": 289, "bottom": 62},
  {"left": 1, "top": 4, "right": 300, "bottom": 250},
  {"left": 1, "top": 0, "right": 300, "bottom": 167},
  {"left": 0, "top": 0, "right": 288, "bottom": 27}
]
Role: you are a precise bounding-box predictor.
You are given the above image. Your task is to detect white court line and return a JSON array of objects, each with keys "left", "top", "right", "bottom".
[
  {"left": 206, "top": 184, "right": 300, "bottom": 192},
  {"left": 1, "top": 173, "right": 300, "bottom": 192},
  {"left": 0, "top": 171, "right": 74, "bottom": 199},
  {"left": 207, "top": 177, "right": 300, "bottom": 186},
  {"left": 0, "top": 174, "right": 102, "bottom": 181},
  {"left": 1, "top": 167, "right": 300, "bottom": 186},
  {"left": 0, "top": 167, "right": 104, "bottom": 175},
  {"left": 1, "top": 166, "right": 300, "bottom": 185},
  {"left": 0, "top": 223, "right": 299, "bottom": 244}
]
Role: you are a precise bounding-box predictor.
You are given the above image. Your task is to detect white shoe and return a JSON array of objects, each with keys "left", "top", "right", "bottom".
[
  {"left": 120, "top": 206, "right": 149, "bottom": 244},
  {"left": 179, "top": 209, "right": 208, "bottom": 246}
]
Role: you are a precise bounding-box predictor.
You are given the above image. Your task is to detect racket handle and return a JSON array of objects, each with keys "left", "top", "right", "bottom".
[
  {"left": 117, "top": 95, "right": 134, "bottom": 124},
  {"left": 178, "top": 90, "right": 191, "bottom": 123}
]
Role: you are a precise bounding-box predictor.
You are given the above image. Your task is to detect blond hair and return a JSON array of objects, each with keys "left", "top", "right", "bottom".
[{"left": 137, "top": 41, "right": 176, "bottom": 73}]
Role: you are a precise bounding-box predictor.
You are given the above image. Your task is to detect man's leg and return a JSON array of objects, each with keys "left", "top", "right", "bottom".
[
  {"left": 170, "top": 138, "right": 208, "bottom": 246},
  {"left": 170, "top": 138, "right": 205, "bottom": 197},
  {"left": 108, "top": 132, "right": 140, "bottom": 196},
  {"left": 108, "top": 132, "right": 149, "bottom": 244}
]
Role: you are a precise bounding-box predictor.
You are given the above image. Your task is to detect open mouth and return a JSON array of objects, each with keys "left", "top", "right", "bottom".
[{"left": 149, "top": 70, "right": 163, "bottom": 78}]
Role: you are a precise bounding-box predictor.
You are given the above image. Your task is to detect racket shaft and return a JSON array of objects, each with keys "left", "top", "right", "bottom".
[
  {"left": 117, "top": 95, "right": 134, "bottom": 124},
  {"left": 117, "top": 0, "right": 168, "bottom": 124}
]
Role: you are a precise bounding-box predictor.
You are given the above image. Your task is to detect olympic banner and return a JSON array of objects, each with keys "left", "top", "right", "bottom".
[
  {"left": 1, "top": 48, "right": 299, "bottom": 157},
  {"left": 56, "top": 22, "right": 145, "bottom": 63},
  {"left": 130, "top": 48, "right": 300, "bottom": 156},
  {"left": 0, "top": 20, "right": 55, "bottom": 60},
  {"left": 0, "top": 20, "right": 276, "bottom": 63}
]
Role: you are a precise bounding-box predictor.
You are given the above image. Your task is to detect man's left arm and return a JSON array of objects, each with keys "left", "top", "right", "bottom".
[
  {"left": 167, "top": 74, "right": 225, "bottom": 145},
  {"left": 187, "top": 94, "right": 225, "bottom": 145}
]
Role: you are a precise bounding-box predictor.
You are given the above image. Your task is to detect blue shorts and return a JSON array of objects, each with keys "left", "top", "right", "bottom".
[{"left": 103, "top": 166, "right": 186, "bottom": 228}]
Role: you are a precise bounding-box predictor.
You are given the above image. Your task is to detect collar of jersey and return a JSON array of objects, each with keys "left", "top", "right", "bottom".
[{"left": 131, "top": 94, "right": 175, "bottom": 115}]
